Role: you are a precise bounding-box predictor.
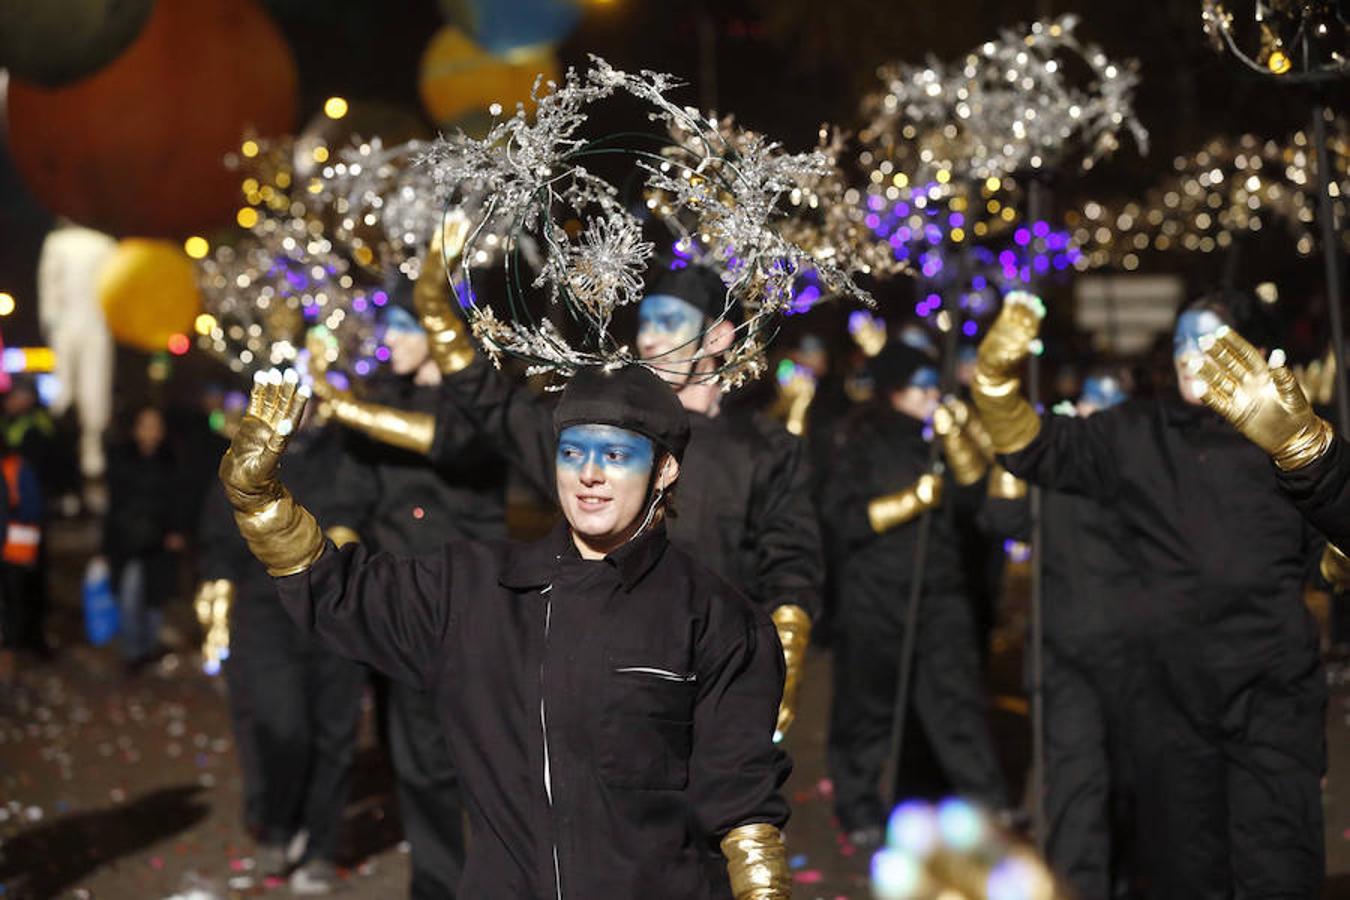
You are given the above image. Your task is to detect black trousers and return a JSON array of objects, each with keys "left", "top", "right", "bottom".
[
  {"left": 829, "top": 589, "right": 1007, "bottom": 831},
  {"left": 379, "top": 676, "right": 465, "bottom": 899},
  {"left": 1040, "top": 639, "right": 1139, "bottom": 899},
  {"left": 227, "top": 596, "right": 364, "bottom": 863},
  {"left": 1132, "top": 642, "right": 1326, "bottom": 899}
]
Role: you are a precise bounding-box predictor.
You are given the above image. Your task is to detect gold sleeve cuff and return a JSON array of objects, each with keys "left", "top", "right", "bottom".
[
  {"left": 328, "top": 395, "right": 436, "bottom": 455},
  {"left": 971, "top": 370, "right": 1041, "bottom": 454},
  {"left": 721, "top": 824, "right": 791, "bottom": 900},
  {"left": 234, "top": 491, "right": 326, "bottom": 577},
  {"left": 1272, "top": 415, "right": 1336, "bottom": 472},
  {"left": 771, "top": 604, "right": 811, "bottom": 738},
  {"left": 1322, "top": 544, "right": 1350, "bottom": 593},
  {"left": 868, "top": 475, "right": 941, "bottom": 534},
  {"left": 940, "top": 428, "right": 991, "bottom": 486},
  {"left": 325, "top": 525, "right": 360, "bottom": 548},
  {"left": 987, "top": 464, "right": 1028, "bottom": 499}
]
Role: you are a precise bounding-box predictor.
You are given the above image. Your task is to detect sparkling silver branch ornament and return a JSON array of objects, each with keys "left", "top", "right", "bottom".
[
  {"left": 1201, "top": 0, "right": 1348, "bottom": 79},
  {"left": 860, "top": 14, "right": 1148, "bottom": 183},
  {"left": 422, "top": 56, "right": 874, "bottom": 388}
]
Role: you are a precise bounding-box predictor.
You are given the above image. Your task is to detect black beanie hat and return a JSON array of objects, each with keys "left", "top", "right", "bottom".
[
  {"left": 647, "top": 263, "right": 742, "bottom": 325},
  {"left": 554, "top": 365, "right": 691, "bottom": 461},
  {"left": 867, "top": 342, "right": 938, "bottom": 394}
]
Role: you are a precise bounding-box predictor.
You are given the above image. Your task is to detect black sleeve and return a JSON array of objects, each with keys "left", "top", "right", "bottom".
[
  {"left": 689, "top": 613, "right": 791, "bottom": 843},
  {"left": 1000, "top": 411, "right": 1121, "bottom": 502},
  {"left": 816, "top": 427, "right": 881, "bottom": 549},
  {"left": 436, "top": 357, "right": 557, "bottom": 500},
  {"left": 324, "top": 436, "right": 379, "bottom": 533},
  {"left": 746, "top": 419, "right": 826, "bottom": 617},
  {"left": 977, "top": 493, "right": 1032, "bottom": 543},
  {"left": 273, "top": 541, "right": 453, "bottom": 689},
  {"left": 1275, "top": 435, "right": 1350, "bottom": 550},
  {"left": 197, "top": 484, "right": 255, "bottom": 582}
]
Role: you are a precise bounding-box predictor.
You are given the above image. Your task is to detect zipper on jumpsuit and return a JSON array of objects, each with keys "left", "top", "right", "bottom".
[{"left": 539, "top": 583, "right": 563, "bottom": 900}]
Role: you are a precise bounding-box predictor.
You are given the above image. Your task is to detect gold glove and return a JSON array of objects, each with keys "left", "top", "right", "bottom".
[
  {"left": 304, "top": 328, "right": 437, "bottom": 454},
  {"left": 933, "top": 397, "right": 991, "bottom": 486},
  {"left": 771, "top": 365, "right": 817, "bottom": 437},
  {"left": 848, "top": 310, "right": 888, "bottom": 358},
  {"left": 972, "top": 293, "right": 1045, "bottom": 454},
  {"left": 868, "top": 472, "right": 942, "bottom": 534},
  {"left": 722, "top": 824, "right": 791, "bottom": 900},
  {"left": 770, "top": 605, "right": 811, "bottom": 740},
  {"left": 1191, "top": 328, "right": 1336, "bottom": 470},
  {"left": 219, "top": 369, "right": 325, "bottom": 577},
  {"left": 415, "top": 212, "right": 477, "bottom": 375},
  {"left": 1322, "top": 544, "right": 1350, "bottom": 593},
  {"left": 1293, "top": 345, "right": 1336, "bottom": 407},
  {"left": 194, "top": 579, "right": 234, "bottom": 673},
  {"left": 325, "top": 525, "right": 360, "bottom": 548},
  {"left": 986, "top": 464, "right": 1028, "bottom": 500}
]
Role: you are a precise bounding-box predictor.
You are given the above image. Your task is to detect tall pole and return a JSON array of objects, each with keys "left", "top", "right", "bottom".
[
  {"left": 1026, "top": 176, "right": 1049, "bottom": 854},
  {"left": 1312, "top": 103, "right": 1349, "bottom": 434}
]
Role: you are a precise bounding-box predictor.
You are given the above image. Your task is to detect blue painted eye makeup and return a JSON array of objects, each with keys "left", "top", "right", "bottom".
[
  {"left": 556, "top": 424, "right": 655, "bottom": 477},
  {"left": 1173, "top": 309, "right": 1225, "bottom": 359},
  {"left": 638, "top": 294, "right": 704, "bottom": 344}
]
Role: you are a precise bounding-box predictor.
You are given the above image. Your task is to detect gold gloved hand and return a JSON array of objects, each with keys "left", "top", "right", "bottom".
[
  {"left": 194, "top": 579, "right": 234, "bottom": 673},
  {"left": 868, "top": 472, "right": 943, "bottom": 534},
  {"left": 972, "top": 293, "right": 1045, "bottom": 454},
  {"left": 219, "top": 369, "right": 325, "bottom": 576},
  {"left": 770, "top": 605, "right": 811, "bottom": 740},
  {"left": 986, "top": 463, "right": 1028, "bottom": 500},
  {"left": 722, "top": 824, "right": 791, "bottom": 900},
  {"left": 1321, "top": 544, "right": 1350, "bottom": 593},
  {"left": 415, "top": 212, "right": 477, "bottom": 375},
  {"left": 848, "top": 310, "right": 888, "bottom": 358},
  {"left": 1293, "top": 344, "right": 1336, "bottom": 408},
  {"left": 933, "top": 397, "right": 991, "bottom": 486},
  {"left": 1191, "top": 328, "right": 1335, "bottom": 470},
  {"left": 773, "top": 364, "right": 817, "bottom": 437}
]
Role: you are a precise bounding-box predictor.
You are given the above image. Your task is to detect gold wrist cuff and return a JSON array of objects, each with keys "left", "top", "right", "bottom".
[
  {"left": 1322, "top": 544, "right": 1350, "bottom": 593},
  {"left": 941, "top": 429, "right": 991, "bottom": 486},
  {"left": 972, "top": 371, "right": 1041, "bottom": 454},
  {"left": 987, "top": 464, "right": 1028, "bottom": 500},
  {"left": 329, "top": 396, "right": 436, "bottom": 455},
  {"left": 868, "top": 476, "right": 941, "bottom": 534},
  {"left": 234, "top": 491, "right": 326, "bottom": 577},
  {"left": 325, "top": 525, "right": 360, "bottom": 548},
  {"left": 1273, "top": 416, "right": 1336, "bottom": 472},
  {"left": 722, "top": 823, "right": 791, "bottom": 900}
]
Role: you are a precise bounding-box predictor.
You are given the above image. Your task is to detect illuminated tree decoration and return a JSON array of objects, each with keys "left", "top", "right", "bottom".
[{"left": 1201, "top": 0, "right": 1347, "bottom": 79}]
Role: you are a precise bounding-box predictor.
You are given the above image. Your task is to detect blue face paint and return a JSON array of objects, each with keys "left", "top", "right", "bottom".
[
  {"left": 1173, "top": 309, "right": 1225, "bottom": 359},
  {"left": 1080, "top": 375, "right": 1127, "bottom": 410},
  {"left": 638, "top": 293, "right": 704, "bottom": 354},
  {"left": 556, "top": 424, "right": 655, "bottom": 480},
  {"left": 909, "top": 366, "right": 940, "bottom": 390},
  {"left": 381, "top": 305, "right": 424, "bottom": 336}
]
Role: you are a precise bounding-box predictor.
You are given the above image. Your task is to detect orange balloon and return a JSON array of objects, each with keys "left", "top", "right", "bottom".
[
  {"left": 418, "top": 26, "right": 559, "bottom": 127},
  {"left": 98, "top": 239, "right": 202, "bottom": 351},
  {"left": 6, "top": 0, "right": 297, "bottom": 238}
]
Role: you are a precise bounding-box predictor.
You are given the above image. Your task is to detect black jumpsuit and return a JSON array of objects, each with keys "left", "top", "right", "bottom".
[
  {"left": 273, "top": 522, "right": 790, "bottom": 898},
  {"left": 199, "top": 426, "right": 370, "bottom": 863},
  {"left": 819, "top": 407, "right": 1007, "bottom": 831},
  {"left": 434, "top": 358, "right": 824, "bottom": 618},
  {"left": 1275, "top": 433, "right": 1350, "bottom": 550},
  {"left": 1001, "top": 396, "right": 1326, "bottom": 899},
  {"left": 980, "top": 465, "right": 1144, "bottom": 898},
  {"left": 349, "top": 376, "right": 510, "bottom": 898}
]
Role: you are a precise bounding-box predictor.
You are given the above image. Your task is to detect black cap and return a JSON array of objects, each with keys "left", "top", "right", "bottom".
[
  {"left": 867, "top": 343, "right": 938, "bottom": 394},
  {"left": 554, "top": 365, "right": 691, "bottom": 461},
  {"left": 647, "top": 263, "right": 741, "bottom": 325}
]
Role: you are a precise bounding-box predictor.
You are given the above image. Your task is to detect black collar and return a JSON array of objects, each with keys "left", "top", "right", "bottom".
[{"left": 499, "top": 519, "right": 669, "bottom": 592}]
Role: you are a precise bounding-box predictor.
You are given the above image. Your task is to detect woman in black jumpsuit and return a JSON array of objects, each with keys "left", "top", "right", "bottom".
[{"left": 218, "top": 364, "right": 793, "bottom": 899}]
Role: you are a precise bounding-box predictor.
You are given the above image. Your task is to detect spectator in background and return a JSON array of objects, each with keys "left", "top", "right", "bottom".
[{"left": 104, "top": 406, "right": 186, "bottom": 670}]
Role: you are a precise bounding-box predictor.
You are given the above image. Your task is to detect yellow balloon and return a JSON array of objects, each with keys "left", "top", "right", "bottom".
[
  {"left": 98, "top": 238, "right": 202, "bottom": 351},
  {"left": 418, "top": 26, "right": 559, "bottom": 126}
]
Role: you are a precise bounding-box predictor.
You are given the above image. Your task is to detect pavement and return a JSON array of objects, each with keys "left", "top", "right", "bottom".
[{"left": 2, "top": 518, "right": 1348, "bottom": 898}]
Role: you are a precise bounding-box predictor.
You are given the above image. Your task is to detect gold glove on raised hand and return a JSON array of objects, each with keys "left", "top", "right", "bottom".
[
  {"left": 194, "top": 579, "right": 234, "bottom": 673},
  {"left": 986, "top": 463, "right": 1028, "bottom": 500},
  {"left": 933, "top": 397, "right": 991, "bottom": 486},
  {"left": 972, "top": 292, "right": 1045, "bottom": 454},
  {"left": 848, "top": 310, "right": 888, "bottom": 358},
  {"left": 1191, "top": 328, "right": 1336, "bottom": 470},
  {"left": 304, "top": 329, "right": 437, "bottom": 454},
  {"left": 1293, "top": 344, "right": 1336, "bottom": 408},
  {"left": 770, "top": 604, "right": 811, "bottom": 740},
  {"left": 868, "top": 472, "right": 942, "bottom": 534},
  {"left": 415, "top": 212, "right": 477, "bottom": 375},
  {"left": 1322, "top": 544, "right": 1350, "bottom": 593},
  {"left": 722, "top": 824, "right": 791, "bottom": 900},
  {"left": 219, "top": 369, "right": 325, "bottom": 577}
]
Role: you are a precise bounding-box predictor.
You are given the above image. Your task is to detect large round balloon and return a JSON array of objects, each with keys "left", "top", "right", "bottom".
[
  {"left": 98, "top": 239, "right": 201, "bottom": 351},
  {"left": 0, "top": 0, "right": 155, "bottom": 87},
  {"left": 419, "top": 26, "right": 559, "bottom": 128},
  {"left": 437, "top": 0, "right": 580, "bottom": 55},
  {"left": 6, "top": 0, "right": 298, "bottom": 238}
]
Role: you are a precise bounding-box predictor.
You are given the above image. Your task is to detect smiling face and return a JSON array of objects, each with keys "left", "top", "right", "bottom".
[{"left": 557, "top": 424, "right": 677, "bottom": 558}]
